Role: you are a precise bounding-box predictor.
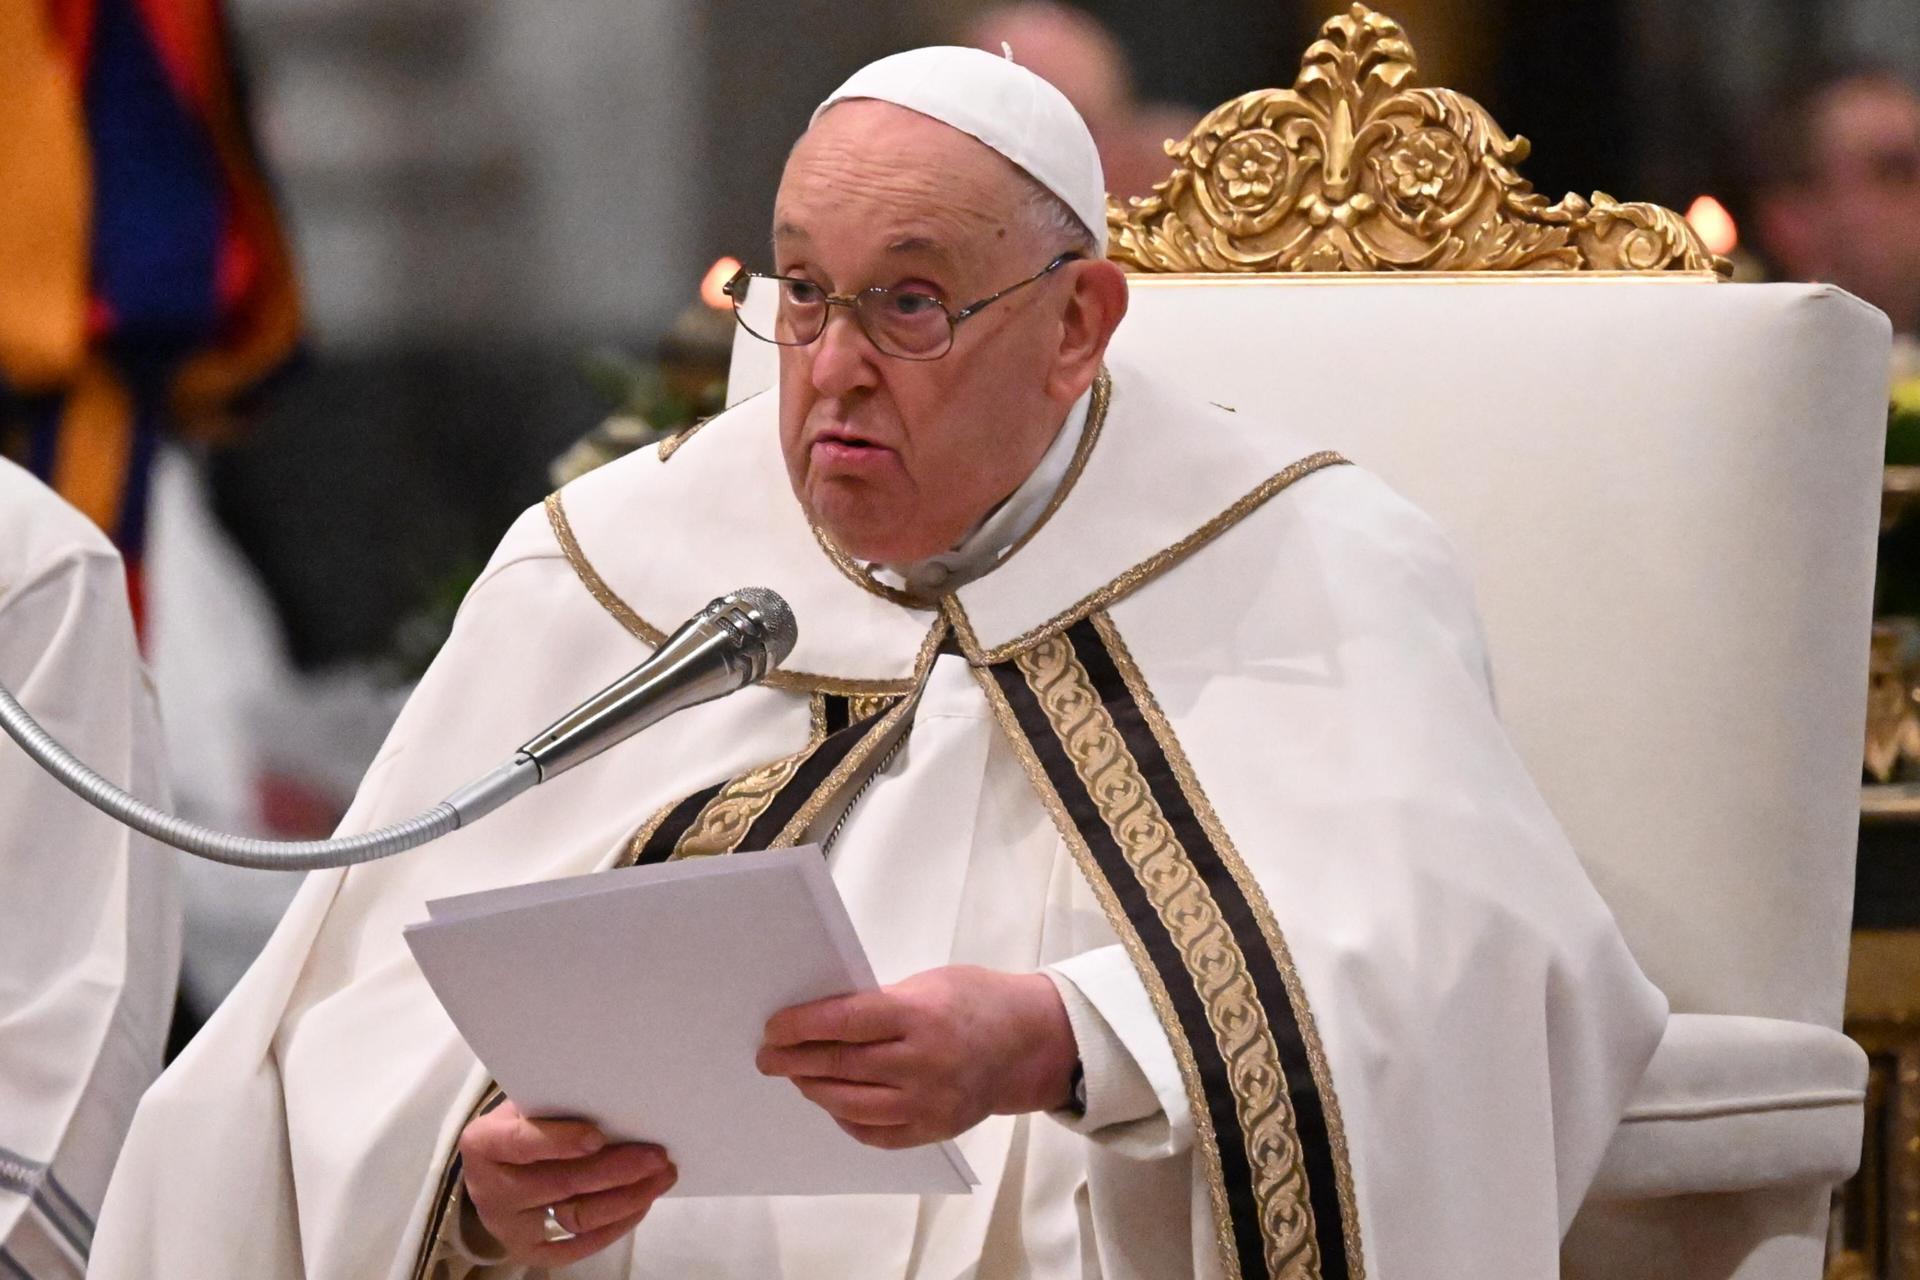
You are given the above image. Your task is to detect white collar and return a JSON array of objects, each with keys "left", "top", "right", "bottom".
[{"left": 871, "top": 385, "right": 1094, "bottom": 596}]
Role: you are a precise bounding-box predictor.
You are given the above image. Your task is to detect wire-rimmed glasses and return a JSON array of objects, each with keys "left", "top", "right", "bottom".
[{"left": 722, "top": 252, "right": 1083, "bottom": 361}]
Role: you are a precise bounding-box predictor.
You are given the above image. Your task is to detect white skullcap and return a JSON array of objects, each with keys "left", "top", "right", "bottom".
[{"left": 811, "top": 45, "right": 1109, "bottom": 254}]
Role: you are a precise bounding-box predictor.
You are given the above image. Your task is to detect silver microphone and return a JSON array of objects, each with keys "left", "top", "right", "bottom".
[
  {"left": 518, "top": 586, "right": 798, "bottom": 780},
  {"left": 0, "top": 587, "right": 797, "bottom": 871}
]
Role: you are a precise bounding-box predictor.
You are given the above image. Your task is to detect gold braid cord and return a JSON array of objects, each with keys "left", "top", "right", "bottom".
[{"left": 1107, "top": 4, "right": 1729, "bottom": 277}]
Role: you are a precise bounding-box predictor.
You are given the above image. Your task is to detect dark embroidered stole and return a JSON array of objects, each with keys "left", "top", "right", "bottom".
[{"left": 980, "top": 613, "right": 1360, "bottom": 1280}]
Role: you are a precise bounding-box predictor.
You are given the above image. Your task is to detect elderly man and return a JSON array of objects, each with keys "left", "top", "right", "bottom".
[{"left": 92, "top": 47, "right": 1664, "bottom": 1280}]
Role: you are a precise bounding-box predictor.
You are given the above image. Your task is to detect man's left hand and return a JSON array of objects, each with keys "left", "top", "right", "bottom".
[{"left": 756, "top": 965, "right": 1078, "bottom": 1149}]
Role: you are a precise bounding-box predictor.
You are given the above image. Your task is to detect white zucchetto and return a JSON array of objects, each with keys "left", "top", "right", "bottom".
[{"left": 811, "top": 45, "right": 1109, "bottom": 254}]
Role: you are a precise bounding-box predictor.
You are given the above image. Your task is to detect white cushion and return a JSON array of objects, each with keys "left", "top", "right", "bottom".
[{"left": 1589, "top": 1013, "right": 1867, "bottom": 1200}]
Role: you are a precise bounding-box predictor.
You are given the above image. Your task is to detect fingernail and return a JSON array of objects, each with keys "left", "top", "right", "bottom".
[{"left": 579, "top": 1131, "right": 607, "bottom": 1155}]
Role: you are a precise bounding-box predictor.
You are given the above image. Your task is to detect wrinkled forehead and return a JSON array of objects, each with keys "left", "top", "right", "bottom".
[{"left": 774, "top": 100, "right": 1037, "bottom": 260}]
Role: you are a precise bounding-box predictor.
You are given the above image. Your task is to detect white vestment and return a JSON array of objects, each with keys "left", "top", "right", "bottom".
[
  {"left": 93, "top": 360, "right": 1666, "bottom": 1280},
  {"left": 0, "top": 459, "right": 180, "bottom": 1279}
]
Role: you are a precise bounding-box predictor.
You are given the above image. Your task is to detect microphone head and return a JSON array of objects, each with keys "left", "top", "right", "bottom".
[{"left": 714, "top": 587, "right": 798, "bottom": 672}]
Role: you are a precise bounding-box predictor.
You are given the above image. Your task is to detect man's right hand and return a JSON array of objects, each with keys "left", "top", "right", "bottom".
[{"left": 458, "top": 1099, "right": 677, "bottom": 1268}]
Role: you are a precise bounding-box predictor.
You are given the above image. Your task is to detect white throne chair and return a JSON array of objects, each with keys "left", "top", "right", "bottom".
[{"left": 727, "top": 8, "right": 1890, "bottom": 1275}]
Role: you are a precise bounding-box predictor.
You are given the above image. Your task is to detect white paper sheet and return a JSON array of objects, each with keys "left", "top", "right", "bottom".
[{"left": 403, "top": 846, "right": 976, "bottom": 1196}]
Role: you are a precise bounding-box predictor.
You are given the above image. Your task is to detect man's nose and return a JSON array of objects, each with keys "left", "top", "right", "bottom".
[{"left": 808, "top": 306, "right": 881, "bottom": 397}]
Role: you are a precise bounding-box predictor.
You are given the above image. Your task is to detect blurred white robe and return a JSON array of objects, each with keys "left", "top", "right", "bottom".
[
  {"left": 0, "top": 460, "right": 180, "bottom": 1279},
  {"left": 93, "top": 360, "right": 1665, "bottom": 1280}
]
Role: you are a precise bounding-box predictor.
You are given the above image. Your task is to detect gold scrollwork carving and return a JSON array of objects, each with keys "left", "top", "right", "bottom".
[{"left": 1106, "top": 4, "right": 1729, "bottom": 278}]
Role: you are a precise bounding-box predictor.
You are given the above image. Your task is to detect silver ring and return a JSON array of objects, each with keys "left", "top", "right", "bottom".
[{"left": 542, "top": 1203, "right": 577, "bottom": 1243}]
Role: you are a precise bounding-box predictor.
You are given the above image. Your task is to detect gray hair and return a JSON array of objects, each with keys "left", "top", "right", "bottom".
[{"left": 1019, "top": 174, "right": 1099, "bottom": 255}]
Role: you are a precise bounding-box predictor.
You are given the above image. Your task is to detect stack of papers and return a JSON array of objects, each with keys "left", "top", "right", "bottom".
[{"left": 404, "top": 847, "right": 975, "bottom": 1196}]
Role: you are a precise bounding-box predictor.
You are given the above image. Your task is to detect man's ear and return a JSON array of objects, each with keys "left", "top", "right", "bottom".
[{"left": 1048, "top": 259, "right": 1130, "bottom": 402}]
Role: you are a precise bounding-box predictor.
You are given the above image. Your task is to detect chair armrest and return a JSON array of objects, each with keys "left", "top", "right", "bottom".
[{"left": 1587, "top": 1013, "right": 1866, "bottom": 1201}]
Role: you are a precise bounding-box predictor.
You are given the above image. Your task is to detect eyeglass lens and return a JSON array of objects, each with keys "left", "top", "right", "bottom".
[{"left": 732, "top": 278, "right": 954, "bottom": 359}]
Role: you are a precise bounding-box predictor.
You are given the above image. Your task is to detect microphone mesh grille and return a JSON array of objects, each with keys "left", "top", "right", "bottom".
[{"left": 729, "top": 587, "right": 799, "bottom": 665}]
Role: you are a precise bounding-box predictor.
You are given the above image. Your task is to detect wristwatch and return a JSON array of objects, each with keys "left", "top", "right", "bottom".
[{"left": 1067, "top": 1060, "right": 1087, "bottom": 1116}]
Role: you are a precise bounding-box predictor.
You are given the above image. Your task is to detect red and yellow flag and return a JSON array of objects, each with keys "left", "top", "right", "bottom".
[{"left": 0, "top": 0, "right": 300, "bottom": 622}]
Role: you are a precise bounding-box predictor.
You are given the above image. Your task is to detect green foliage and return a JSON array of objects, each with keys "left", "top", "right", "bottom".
[{"left": 1894, "top": 378, "right": 1920, "bottom": 466}]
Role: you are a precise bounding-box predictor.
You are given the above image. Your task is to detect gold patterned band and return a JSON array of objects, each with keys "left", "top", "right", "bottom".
[{"left": 975, "top": 613, "right": 1362, "bottom": 1280}]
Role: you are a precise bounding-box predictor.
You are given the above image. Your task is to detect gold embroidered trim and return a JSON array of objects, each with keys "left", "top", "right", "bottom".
[
  {"left": 771, "top": 617, "right": 947, "bottom": 847},
  {"left": 542, "top": 490, "right": 917, "bottom": 696},
  {"left": 674, "top": 747, "right": 813, "bottom": 858},
  {"left": 1015, "top": 629, "right": 1319, "bottom": 1279},
  {"left": 847, "top": 692, "right": 893, "bottom": 723},
  {"left": 655, "top": 418, "right": 706, "bottom": 463},
  {"left": 409, "top": 1081, "right": 506, "bottom": 1280},
  {"left": 965, "top": 655, "right": 1244, "bottom": 1280},
  {"left": 808, "top": 367, "right": 1112, "bottom": 609},
  {"left": 658, "top": 390, "right": 771, "bottom": 464},
  {"left": 621, "top": 793, "right": 682, "bottom": 864},
  {"left": 810, "top": 523, "right": 928, "bottom": 609},
  {"left": 1092, "top": 611, "right": 1364, "bottom": 1278},
  {"left": 617, "top": 694, "right": 832, "bottom": 863},
  {"left": 952, "top": 450, "right": 1350, "bottom": 666},
  {"left": 976, "top": 366, "right": 1110, "bottom": 573}
]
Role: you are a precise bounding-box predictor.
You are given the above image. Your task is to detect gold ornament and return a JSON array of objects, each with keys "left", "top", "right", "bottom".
[{"left": 1107, "top": 4, "right": 1730, "bottom": 277}]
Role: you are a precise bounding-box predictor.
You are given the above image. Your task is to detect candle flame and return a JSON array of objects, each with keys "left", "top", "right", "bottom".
[
  {"left": 700, "top": 257, "right": 743, "bottom": 311},
  {"left": 1685, "top": 195, "right": 1738, "bottom": 257}
]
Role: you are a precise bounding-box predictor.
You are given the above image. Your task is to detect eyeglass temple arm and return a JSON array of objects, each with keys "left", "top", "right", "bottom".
[{"left": 952, "top": 251, "right": 1085, "bottom": 322}]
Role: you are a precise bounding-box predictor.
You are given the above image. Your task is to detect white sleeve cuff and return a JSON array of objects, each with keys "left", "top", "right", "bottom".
[{"left": 1043, "top": 947, "right": 1193, "bottom": 1157}]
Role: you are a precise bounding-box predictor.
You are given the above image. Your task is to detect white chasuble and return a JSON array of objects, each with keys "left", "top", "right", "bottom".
[
  {"left": 91, "top": 360, "right": 1666, "bottom": 1280},
  {"left": 0, "top": 461, "right": 181, "bottom": 1280}
]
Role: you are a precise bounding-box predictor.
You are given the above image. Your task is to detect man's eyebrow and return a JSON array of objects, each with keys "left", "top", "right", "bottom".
[
  {"left": 773, "top": 222, "right": 809, "bottom": 241},
  {"left": 886, "top": 235, "right": 954, "bottom": 261}
]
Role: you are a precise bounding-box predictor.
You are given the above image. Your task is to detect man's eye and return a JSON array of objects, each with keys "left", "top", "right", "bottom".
[
  {"left": 784, "top": 280, "right": 825, "bottom": 305},
  {"left": 888, "top": 291, "right": 943, "bottom": 317}
]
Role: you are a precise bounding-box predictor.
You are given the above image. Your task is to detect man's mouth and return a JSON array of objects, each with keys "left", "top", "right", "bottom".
[
  {"left": 817, "top": 429, "right": 884, "bottom": 450},
  {"left": 813, "top": 429, "right": 894, "bottom": 459}
]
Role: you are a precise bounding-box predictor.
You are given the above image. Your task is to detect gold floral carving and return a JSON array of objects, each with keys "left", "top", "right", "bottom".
[{"left": 1106, "top": 4, "right": 1729, "bottom": 278}]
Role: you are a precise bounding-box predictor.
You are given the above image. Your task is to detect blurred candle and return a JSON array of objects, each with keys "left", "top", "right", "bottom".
[
  {"left": 1685, "top": 196, "right": 1738, "bottom": 256},
  {"left": 700, "top": 257, "right": 744, "bottom": 310}
]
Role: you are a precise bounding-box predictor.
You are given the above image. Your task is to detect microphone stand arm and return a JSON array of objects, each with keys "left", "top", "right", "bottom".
[
  {"left": 0, "top": 676, "right": 538, "bottom": 871},
  {"left": 0, "top": 590, "right": 790, "bottom": 872}
]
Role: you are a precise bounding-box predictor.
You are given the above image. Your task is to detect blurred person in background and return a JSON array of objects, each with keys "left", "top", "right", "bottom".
[
  {"left": 963, "top": 1, "right": 1198, "bottom": 202},
  {"left": 0, "top": 458, "right": 181, "bottom": 1280},
  {"left": 1750, "top": 65, "right": 1920, "bottom": 368}
]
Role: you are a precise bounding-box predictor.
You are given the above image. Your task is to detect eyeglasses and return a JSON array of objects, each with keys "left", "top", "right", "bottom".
[{"left": 722, "top": 252, "right": 1083, "bottom": 361}]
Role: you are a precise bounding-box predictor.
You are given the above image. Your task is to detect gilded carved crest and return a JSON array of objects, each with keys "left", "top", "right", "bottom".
[{"left": 1107, "top": 4, "right": 1730, "bottom": 277}]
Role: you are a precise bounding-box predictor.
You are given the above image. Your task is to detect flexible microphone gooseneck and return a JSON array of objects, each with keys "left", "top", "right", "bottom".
[{"left": 0, "top": 588, "right": 797, "bottom": 872}]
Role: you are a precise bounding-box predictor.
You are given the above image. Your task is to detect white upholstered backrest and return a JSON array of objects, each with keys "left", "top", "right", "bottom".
[{"left": 727, "top": 277, "right": 1891, "bottom": 1031}]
